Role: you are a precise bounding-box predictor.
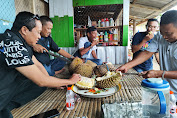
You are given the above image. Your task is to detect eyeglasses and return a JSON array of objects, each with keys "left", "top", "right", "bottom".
[
  {"left": 148, "top": 25, "right": 158, "bottom": 29},
  {"left": 24, "top": 14, "right": 40, "bottom": 24}
]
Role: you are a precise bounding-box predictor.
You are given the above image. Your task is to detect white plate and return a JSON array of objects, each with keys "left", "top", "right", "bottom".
[{"left": 71, "top": 84, "right": 121, "bottom": 98}]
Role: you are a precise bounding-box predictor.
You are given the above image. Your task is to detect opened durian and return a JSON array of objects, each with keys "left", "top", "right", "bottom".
[
  {"left": 74, "top": 63, "right": 93, "bottom": 77},
  {"left": 75, "top": 76, "right": 95, "bottom": 89},
  {"left": 69, "top": 57, "right": 83, "bottom": 73},
  {"left": 96, "top": 71, "right": 122, "bottom": 88},
  {"left": 94, "top": 63, "right": 116, "bottom": 77}
]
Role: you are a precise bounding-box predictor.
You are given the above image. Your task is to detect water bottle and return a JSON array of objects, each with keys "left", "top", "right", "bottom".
[
  {"left": 170, "top": 91, "right": 177, "bottom": 118},
  {"left": 66, "top": 87, "right": 75, "bottom": 110}
]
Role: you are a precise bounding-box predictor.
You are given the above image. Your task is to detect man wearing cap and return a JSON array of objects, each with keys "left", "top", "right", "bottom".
[{"left": 77, "top": 26, "right": 102, "bottom": 65}]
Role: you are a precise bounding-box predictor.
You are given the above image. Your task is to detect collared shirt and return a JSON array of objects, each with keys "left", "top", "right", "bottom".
[
  {"left": 33, "top": 36, "right": 60, "bottom": 65},
  {"left": 0, "top": 29, "right": 34, "bottom": 110},
  {"left": 78, "top": 36, "right": 97, "bottom": 59},
  {"left": 146, "top": 31, "right": 177, "bottom": 98}
]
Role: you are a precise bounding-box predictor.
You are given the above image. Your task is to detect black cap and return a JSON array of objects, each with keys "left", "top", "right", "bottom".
[{"left": 86, "top": 26, "right": 97, "bottom": 33}]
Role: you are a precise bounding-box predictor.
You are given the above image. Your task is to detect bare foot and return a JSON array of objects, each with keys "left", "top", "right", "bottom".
[{"left": 55, "top": 68, "right": 65, "bottom": 75}]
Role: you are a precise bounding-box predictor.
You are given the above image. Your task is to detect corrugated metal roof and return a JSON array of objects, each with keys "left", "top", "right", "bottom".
[{"left": 130, "top": 0, "right": 177, "bottom": 25}]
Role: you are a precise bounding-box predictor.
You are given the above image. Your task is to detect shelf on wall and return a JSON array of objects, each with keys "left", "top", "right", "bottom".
[{"left": 75, "top": 26, "right": 121, "bottom": 31}]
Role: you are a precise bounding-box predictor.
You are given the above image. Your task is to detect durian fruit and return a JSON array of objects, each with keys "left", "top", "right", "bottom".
[
  {"left": 96, "top": 71, "right": 122, "bottom": 88},
  {"left": 86, "top": 60, "right": 97, "bottom": 69},
  {"left": 94, "top": 63, "right": 116, "bottom": 77},
  {"left": 74, "top": 63, "right": 93, "bottom": 77},
  {"left": 106, "top": 62, "right": 116, "bottom": 71},
  {"left": 94, "top": 65, "right": 108, "bottom": 77},
  {"left": 75, "top": 76, "right": 95, "bottom": 90},
  {"left": 69, "top": 57, "right": 83, "bottom": 73}
]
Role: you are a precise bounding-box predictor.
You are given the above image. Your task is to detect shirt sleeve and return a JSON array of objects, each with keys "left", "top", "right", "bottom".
[
  {"left": 132, "top": 32, "right": 143, "bottom": 45},
  {"left": 146, "top": 32, "right": 160, "bottom": 52},
  {"left": 49, "top": 37, "right": 60, "bottom": 52},
  {"left": 1, "top": 38, "right": 34, "bottom": 68},
  {"left": 79, "top": 37, "right": 85, "bottom": 49}
]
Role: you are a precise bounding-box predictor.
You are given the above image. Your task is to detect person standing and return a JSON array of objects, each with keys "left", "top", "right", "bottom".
[
  {"left": 132, "top": 19, "right": 159, "bottom": 72},
  {"left": 117, "top": 10, "right": 177, "bottom": 99}
]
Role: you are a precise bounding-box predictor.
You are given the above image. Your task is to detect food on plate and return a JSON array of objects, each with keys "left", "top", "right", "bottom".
[
  {"left": 75, "top": 76, "right": 95, "bottom": 89},
  {"left": 96, "top": 71, "right": 122, "bottom": 88}
]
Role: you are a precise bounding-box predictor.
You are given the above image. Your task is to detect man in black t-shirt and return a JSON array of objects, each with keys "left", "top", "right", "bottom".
[
  {"left": 0, "top": 12, "right": 80, "bottom": 118},
  {"left": 33, "top": 16, "right": 75, "bottom": 76}
]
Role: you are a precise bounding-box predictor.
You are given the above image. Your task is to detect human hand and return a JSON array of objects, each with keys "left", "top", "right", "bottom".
[
  {"left": 116, "top": 65, "right": 129, "bottom": 73},
  {"left": 144, "top": 31, "right": 154, "bottom": 41},
  {"left": 33, "top": 44, "right": 48, "bottom": 53},
  {"left": 69, "top": 74, "right": 81, "bottom": 85},
  {"left": 141, "top": 70, "right": 163, "bottom": 78},
  {"left": 91, "top": 40, "right": 98, "bottom": 46}
]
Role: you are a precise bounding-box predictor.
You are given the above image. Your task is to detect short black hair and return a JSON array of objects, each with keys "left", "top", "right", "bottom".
[
  {"left": 40, "top": 16, "right": 53, "bottom": 25},
  {"left": 86, "top": 26, "right": 97, "bottom": 33},
  {"left": 160, "top": 10, "right": 177, "bottom": 27},
  {"left": 11, "top": 11, "right": 40, "bottom": 31},
  {"left": 146, "top": 18, "right": 159, "bottom": 26}
]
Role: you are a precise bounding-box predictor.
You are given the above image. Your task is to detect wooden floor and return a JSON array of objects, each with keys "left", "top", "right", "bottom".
[{"left": 11, "top": 66, "right": 143, "bottom": 118}]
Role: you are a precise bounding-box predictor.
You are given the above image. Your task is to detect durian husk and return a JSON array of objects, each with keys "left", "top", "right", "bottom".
[
  {"left": 74, "top": 63, "right": 93, "bottom": 77},
  {"left": 94, "top": 63, "right": 117, "bottom": 77},
  {"left": 86, "top": 60, "right": 97, "bottom": 69},
  {"left": 75, "top": 76, "right": 95, "bottom": 90},
  {"left": 96, "top": 71, "right": 122, "bottom": 88},
  {"left": 94, "top": 65, "right": 108, "bottom": 77},
  {"left": 69, "top": 57, "right": 83, "bottom": 73}
]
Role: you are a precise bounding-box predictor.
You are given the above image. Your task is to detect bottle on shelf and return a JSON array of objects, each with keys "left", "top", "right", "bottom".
[
  {"left": 170, "top": 91, "right": 177, "bottom": 118},
  {"left": 66, "top": 87, "right": 75, "bottom": 110},
  {"left": 99, "top": 32, "right": 104, "bottom": 42},
  {"left": 98, "top": 19, "right": 101, "bottom": 27},
  {"left": 96, "top": 32, "right": 100, "bottom": 41},
  {"left": 109, "top": 18, "right": 114, "bottom": 26},
  {"left": 105, "top": 18, "right": 109, "bottom": 27},
  {"left": 101, "top": 19, "right": 105, "bottom": 27},
  {"left": 104, "top": 31, "right": 108, "bottom": 42},
  {"left": 113, "top": 30, "right": 118, "bottom": 41},
  {"left": 88, "top": 16, "right": 92, "bottom": 27}
]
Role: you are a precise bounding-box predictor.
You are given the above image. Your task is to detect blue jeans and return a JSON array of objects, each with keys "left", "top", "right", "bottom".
[
  {"left": 83, "top": 42, "right": 102, "bottom": 65},
  {"left": 133, "top": 65, "right": 153, "bottom": 73},
  {"left": 43, "top": 58, "right": 66, "bottom": 76},
  {"left": 0, "top": 79, "right": 46, "bottom": 118}
]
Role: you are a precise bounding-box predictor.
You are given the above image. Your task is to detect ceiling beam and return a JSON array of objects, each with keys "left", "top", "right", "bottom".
[
  {"left": 145, "top": 0, "right": 177, "bottom": 19},
  {"left": 130, "top": 3, "right": 161, "bottom": 12},
  {"left": 129, "top": 15, "right": 144, "bottom": 20}
]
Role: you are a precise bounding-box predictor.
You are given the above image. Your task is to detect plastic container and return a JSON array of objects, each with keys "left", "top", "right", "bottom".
[
  {"left": 105, "top": 18, "right": 109, "bottom": 27},
  {"left": 101, "top": 19, "right": 105, "bottom": 27},
  {"left": 141, "top": 78, "right": 170, "bottom": 118},
  {"left": 170, "top": 91, "right": 177, "bottom": 118},
  {"left": 113, "top": 30, "right": 118, "bottom": 41},
  {"left": 104, "top": 31, "right": 108, "bottom": 42},
  {"left": 99, "top": 32, "right": 104, "bottom": 42},
  {"left": 66, "top": 87, "right": 75, "bottom": 110},
  {"left": 98, "top": 19, "right": 101, "bottom": 27},
  {"left": 109, "top": 18, "right": 114, "bottom": 26}
]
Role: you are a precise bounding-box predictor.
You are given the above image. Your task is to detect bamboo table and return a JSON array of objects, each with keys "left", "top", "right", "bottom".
[{"left": 11, "top": 69, "right": 143, "bottom": 118}]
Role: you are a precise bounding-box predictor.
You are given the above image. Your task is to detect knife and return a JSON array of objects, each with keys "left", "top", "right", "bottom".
[
  {"left": 122, "top": 73, "right": 143, "bottom": 76},
  {"left": 44, "top": 50, "right": 72, "bottom": 64}
]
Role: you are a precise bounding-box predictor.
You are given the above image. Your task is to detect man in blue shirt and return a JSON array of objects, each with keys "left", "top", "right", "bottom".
[
  {"left": 33, "top": 16, "right": 75, "bottom": 76},
  {"left": 132, "top": 19, "right": 159, "bottom": 72}
]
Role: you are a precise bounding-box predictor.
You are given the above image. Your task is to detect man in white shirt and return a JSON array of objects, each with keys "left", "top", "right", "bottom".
[{"left": 78, "top": 26, "right": 102, "bottom": 65}]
